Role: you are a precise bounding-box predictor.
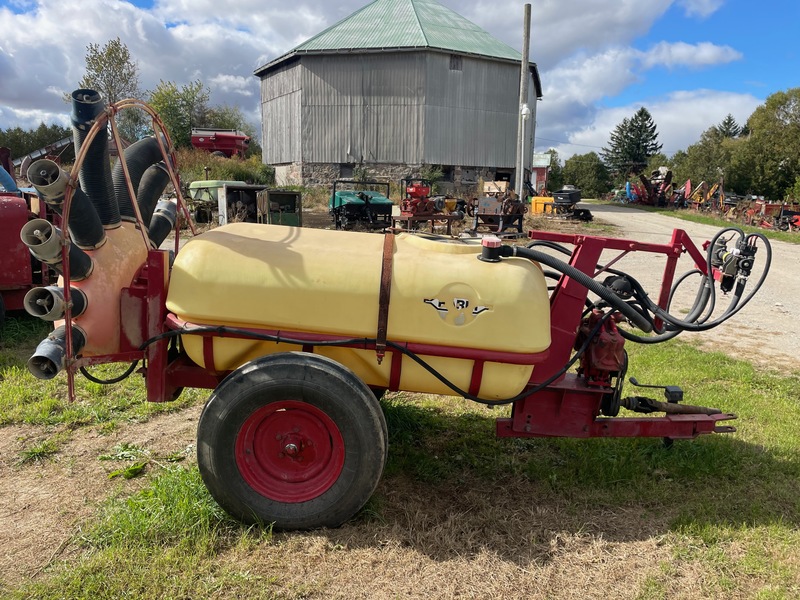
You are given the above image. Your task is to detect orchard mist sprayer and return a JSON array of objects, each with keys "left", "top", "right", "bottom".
[{"left": 21, "top": 91, "right": 771, "bottom": 530}]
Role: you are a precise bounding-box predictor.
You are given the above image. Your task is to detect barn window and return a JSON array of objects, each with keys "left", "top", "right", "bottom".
[{"left": 449, "top": 55, "right": 462, "bottom": 71}]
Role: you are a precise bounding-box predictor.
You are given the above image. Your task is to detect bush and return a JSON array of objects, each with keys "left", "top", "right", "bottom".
[{"left": 175, "top": 148, "right": 275, "bottom": 187}]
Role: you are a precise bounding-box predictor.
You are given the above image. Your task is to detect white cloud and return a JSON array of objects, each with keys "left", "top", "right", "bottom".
[
  {"left": 543, "top": 48, "right": 641, "bottom": 104},
  {"left": 677, "top": 0, "right": 725, "bottom": 18},
  {"left": 647, "top": 89, "right": 760, "bottom": 153},
  {"left": 457, "top": 0, "right": 672, "bottom": 69},
  {"left": 208, "top": 74, "right": 254, "bottom": 97},
  {"left": 537, "top": 89, "right": 761, "bottom": 160},
  {"left": 0, "top": 0, "right": 766, "bottom": 171},
  {"left": 642, "top": 41, "right": 742, "bottom": 69}
]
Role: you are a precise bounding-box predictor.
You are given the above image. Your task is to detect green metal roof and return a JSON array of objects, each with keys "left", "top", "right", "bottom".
[{"left": 255, "top": 0, "right": 522, "bottom": 74}]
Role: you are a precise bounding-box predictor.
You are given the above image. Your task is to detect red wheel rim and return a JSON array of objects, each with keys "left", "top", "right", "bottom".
[{"left": 235, "top": 400, "right": 345, "bottom": 503}]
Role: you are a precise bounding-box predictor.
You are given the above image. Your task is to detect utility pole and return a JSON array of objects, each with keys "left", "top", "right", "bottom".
[{"left": 515, "top": 3, "right": 531, "bottom": 199}]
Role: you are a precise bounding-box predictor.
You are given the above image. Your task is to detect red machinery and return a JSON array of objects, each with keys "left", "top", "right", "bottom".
[
  {"left": 630, "top": 167, "right": 674, "bottom": 207},
  {"left": 20, "top": 92, "right": 772, "bottom": 531},
  {"left": 400, "top": 178, "right": 436, "bottom": 215},
  {"left": 190, "top": 128, "right": 250, "bottom": 158},
  {"left": 0, "top": 155, "right": 55, "bottom": 326}
]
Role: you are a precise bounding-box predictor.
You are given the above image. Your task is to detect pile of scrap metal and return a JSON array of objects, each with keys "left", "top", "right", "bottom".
[
  {"left": 738, "top": 198, "right": 800, "bottom": 231},
  {"left": 626, "top": 167, "right": 677, "bottom": 207},
  {"left": 687, "top": 179, "right": 725, "bottom": 211}
]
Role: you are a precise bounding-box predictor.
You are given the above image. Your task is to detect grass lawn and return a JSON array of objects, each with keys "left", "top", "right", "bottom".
[{"left": 2, "top": 314, "right": 799, "bottom": 599}]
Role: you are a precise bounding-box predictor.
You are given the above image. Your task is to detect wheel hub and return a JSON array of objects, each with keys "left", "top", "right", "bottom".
[{"left": 235, "top": 400, "right": 345, "bottom": 503}]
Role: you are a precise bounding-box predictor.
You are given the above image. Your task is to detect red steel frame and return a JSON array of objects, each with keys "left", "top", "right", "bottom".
[
  {"left": 496, "top": 229, "right": 734, "bottom": 439},
  {"left": 70, "top": 228, "right": 735, "bottom": 440}
]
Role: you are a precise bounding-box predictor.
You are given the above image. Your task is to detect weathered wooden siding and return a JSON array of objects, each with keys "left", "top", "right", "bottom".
[
  {"left": 300, "top": 53, "right": 426, "bottom": 164},
  {"left": 261, "top": 61, "right": 302, "bottom": 164},
  {"left": 423, "top": 53, "right": 521, "bottom": 168},
  {"left": 259, "top": 50, "right": 534, "bottom": 173}
]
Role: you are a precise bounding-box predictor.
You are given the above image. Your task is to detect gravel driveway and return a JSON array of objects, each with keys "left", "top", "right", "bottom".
[{"left": 585, "top": 203, "right": 797, "bottom": 373}]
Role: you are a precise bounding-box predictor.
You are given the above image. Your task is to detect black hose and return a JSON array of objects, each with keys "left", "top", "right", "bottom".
[
  {"left": 138, "top": 312, "right": 615, "bottom": 407},
  {"left": 148, "top": 200, "right": 177, "bottom": 248},
  {"left": 80, "top": 361, "right": 139, "bottom": 384},
  {"left": 112, "top": 137, "right": 164, "bottom": 220},
  {"left": 137, "top": 162, "right": 171, "bottom": 225},
  {"left": 71, "top": 89, "right": 119, "bottom": 226},
  {"left": 614, "top": 228, "right": 770, "bottom": 342},
  {"left": 501, "top": 245, "right": 654, "bottom": 332}
]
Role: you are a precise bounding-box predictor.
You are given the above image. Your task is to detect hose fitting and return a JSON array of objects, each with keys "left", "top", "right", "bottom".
[{"left": 27, "top": 325, "right": 86, "bottom": 380}]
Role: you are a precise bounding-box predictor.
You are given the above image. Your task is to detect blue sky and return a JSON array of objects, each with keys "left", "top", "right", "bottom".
[
  {"left": 617, "top": 0, "right": 797, "bottom": 107},
  {"left": 0, "top": 0, "right": 795, "bottom": 160}
]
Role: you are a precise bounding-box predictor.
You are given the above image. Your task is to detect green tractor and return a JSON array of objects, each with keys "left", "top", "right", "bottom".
[{"left": 329, "top": 180, "right": 394, "bottom": 230}]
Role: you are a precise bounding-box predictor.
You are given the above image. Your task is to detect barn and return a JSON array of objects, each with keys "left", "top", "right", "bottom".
[{"left": 254, "top": 0, "right": 542, "bottom": 194}]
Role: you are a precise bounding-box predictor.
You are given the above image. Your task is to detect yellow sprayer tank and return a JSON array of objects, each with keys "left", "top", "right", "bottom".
[{"left": 166, "top": 224, "right": 551, "bottom": 400}]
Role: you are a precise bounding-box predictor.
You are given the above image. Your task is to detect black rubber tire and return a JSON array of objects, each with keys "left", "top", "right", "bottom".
[
  {"left": 0, "top": 294, "right": 5, "bottom": 330},
  {"left": 197, "top": 352, "right": 387, "bottom": 529}
]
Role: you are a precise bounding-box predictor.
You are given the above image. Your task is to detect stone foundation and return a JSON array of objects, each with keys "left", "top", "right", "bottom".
[{"left": 273, "top": 161, "right": 508, "bottom": 199}]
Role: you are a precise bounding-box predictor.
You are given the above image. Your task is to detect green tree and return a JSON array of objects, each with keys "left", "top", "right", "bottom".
[
  {"left": 562, "top": 152, "right": 611, "bottom": 198},
  {"left": 77, "top": 37, "right": 145, "bottom": 141},
  {"left": 0, "top": 122, "right": 74, "bottom": 164},
  {"left": 148, "top": 80, "right": 210, "bottom": 148},
  {"left": 737, "top": 88, "right": 800, "bottom": 198},
  {"left": 716, "top": 113, "right": 742, "bottom": 138},
  {"left": 78, "top": 37, "right": 140, "bottom": 103},
  {"left": 644, "top": 152, "right": 670, "bottom": 175},
  {"left": 669, "top": 126, "right": 731, "bottom": 191},
  {"left": 788, "top": 176, "right": 800, "bottom": 201},
  {"left": 544, "top": 149, "right": 563, "bottom": 192},
  {"left": 601, "top": 107, "right": 662, "bottom": 177}
]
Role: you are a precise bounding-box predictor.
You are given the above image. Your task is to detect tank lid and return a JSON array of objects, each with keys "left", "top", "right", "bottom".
[{"left": 482, "top": 236, "right": 502, "bottom": 248}]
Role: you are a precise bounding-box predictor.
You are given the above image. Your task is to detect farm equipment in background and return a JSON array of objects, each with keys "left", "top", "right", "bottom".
[
  {"left": 393, "top": 177, "right": 465, "bottom": 234},
  {"left": 466, "top": 181, "right": 527, "bottom": 233},
  {"left": 329, "top": 179, "right": 393, "bottom": 230},
  {"left": 0, "top": 154, "right": 57, "bottom": 327},
  {"left": 190, "top": 128, "right": 250, "bottom": 158},
  {"left": 399, "top": 178, "right": 465, "bottom": 217},
  {"left": 739, "top": 199, "right": 800, "bottom": 231},
  {"left": 774, "top": 205, "right": 800, "bottom": 231},
  {"left": 671, "top": 179, "right": 692, "bottom": 208},
  {"left": 628, "top": 167, "right": 674, "bottom": 207},
  {"left": 687, "top": 180, "right": 725, "bottom": 211},
  {"left": 549, "top": 185, "right": 592, "bottom": 221},
  {"left": 188, "top": 180, "right": 267, "bottom": 225},
  {"left": 21, "top": 91, "right": 773, "bottom": 532},
  {"left": 400, "top": 178, "right": 436, "bottom": 215},
  {"left": 9, "top": 136, "right": 74, "bottom": 178}
]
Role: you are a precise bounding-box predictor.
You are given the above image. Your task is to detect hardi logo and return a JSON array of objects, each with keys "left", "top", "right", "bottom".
[{"left": 423, "top": 284, "right": 491, "bottom": 326}]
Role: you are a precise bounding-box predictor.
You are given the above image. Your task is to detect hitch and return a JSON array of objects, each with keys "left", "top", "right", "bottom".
[
  {"left": 621, "top": 395, "right": 723, "bottom": 416},
  {"left": 628, "top": 376, "right": 683, "bottom": 403},
  {"left": 624, "top": 377, "right": 729, "bottom": 419}
]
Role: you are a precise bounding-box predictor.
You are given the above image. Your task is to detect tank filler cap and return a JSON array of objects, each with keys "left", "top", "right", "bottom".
[{"left": 479, "top": 235, "right": 503, "bottom": 262}]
